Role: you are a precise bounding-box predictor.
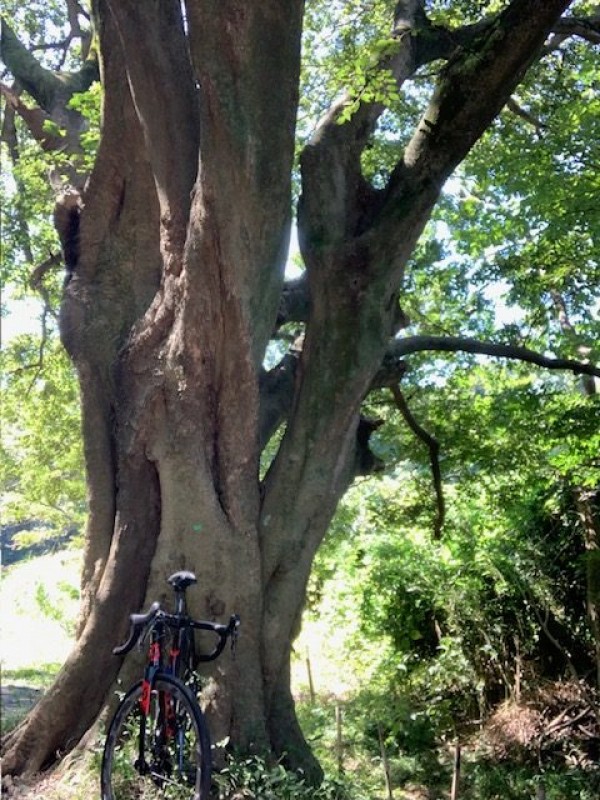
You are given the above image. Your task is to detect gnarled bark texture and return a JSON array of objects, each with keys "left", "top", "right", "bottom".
[{"left": 1, "top": 0, "right": 575, "bottom": 780}]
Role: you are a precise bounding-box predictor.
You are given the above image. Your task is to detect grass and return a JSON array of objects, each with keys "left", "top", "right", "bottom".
[
  {"left": 0, "top": 547, "right": 102, "bottom": 799},
  {"left": 0, "top": 549, "right": 81, "bottom": 672},
  {"left": 1, "top": 549, "right": 81, "bottom": 742},
  {"left": 1, "top": 664, "right": 64, "bottom": 734},
  {"left": 2, "top": 664, "right": 64, "bottom": 688}
]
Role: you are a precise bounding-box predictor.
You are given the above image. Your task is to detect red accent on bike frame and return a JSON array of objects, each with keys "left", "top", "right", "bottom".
[
  {"left": 140, "top": 680, "right": 151, "bottom": 715},
  {"left": 149, "top": 642, "right": 160, "bottom": 665},
  {"left": 170, "top": 648, "right": 180, "bottom": 670}
]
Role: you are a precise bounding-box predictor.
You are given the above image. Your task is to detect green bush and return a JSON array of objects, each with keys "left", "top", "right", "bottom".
[
  {"left": 214, "top": 754, "right": 364, "bottom": 800},
  {"left": 465, "top": 761, "right": 600, "bottom": 800}
]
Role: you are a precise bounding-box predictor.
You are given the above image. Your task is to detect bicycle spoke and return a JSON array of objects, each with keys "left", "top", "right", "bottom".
[{"left": 101, "top": 676, "right": 210, "bottom": 800}]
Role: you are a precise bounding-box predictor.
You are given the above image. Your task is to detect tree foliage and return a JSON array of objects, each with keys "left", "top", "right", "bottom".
[{"left": 1, "top": 335, "right": 85, "bottom": 528}]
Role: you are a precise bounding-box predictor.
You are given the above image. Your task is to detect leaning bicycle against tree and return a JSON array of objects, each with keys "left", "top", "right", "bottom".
[{"left": 101, "top": 570, "right": 239, "bottom": 800}]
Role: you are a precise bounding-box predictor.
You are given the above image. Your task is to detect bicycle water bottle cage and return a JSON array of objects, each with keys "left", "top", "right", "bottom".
[{"left": 168, "top": 571, "right": 198, "bottom": 592}]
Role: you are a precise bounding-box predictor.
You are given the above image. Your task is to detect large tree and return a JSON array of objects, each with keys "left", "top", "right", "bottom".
[{"left": 2, "top": 0, "right": 599, "bottom": 780}]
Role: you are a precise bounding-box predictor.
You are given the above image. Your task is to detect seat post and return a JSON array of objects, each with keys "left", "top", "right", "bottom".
[
  {"left": 174, "top": 588, "right": 187, "bottom": 616},
  {"left": 167, "top": 571, "right": 198, "bottom": 616}
]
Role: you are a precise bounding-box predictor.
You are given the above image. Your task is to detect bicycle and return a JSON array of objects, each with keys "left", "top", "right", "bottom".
[{"left": 101, "top": 570, "right": 239, "bottom": 800}]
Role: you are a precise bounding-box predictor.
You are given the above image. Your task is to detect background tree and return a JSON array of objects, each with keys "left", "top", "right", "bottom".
[{"left": 1, "top": 0, "right": 599, "bottom": 781}]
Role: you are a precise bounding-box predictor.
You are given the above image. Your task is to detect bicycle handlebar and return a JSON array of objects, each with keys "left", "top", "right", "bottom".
[
  {"left": 113, "top": 602, "right": 161, "bottom": 656},
  {"left": 192, "top": 613, "right": 240, "bottom": 662},
  {"left": 113, "top": 603, "right": 240, "bottom": 660}
]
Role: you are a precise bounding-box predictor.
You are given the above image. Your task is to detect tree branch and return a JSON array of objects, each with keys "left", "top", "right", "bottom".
[
  {"left": 0, "top": 17, "right": 99, "bottom": 112},
  {"left": 0, "top": 18, "right": 61, "bottom": 109},
  {"left": 299, "top": 0, "right": 594, "bottom": 259},
  {"left": 0, "top": 95, "right": 34, "bottom": 262},
  {"left": 0, "top": 82, "right": 66, "bottom": 150},
  {"left": 506, "top": 97, "right": 547, "bottom": 133},
  {"left": 300, "top": 0, "right": 573, "bottom": 304},
  {"left": 423, "top": 10, "right": 600, "bottom": 62},
  {"left": 30, "top": 253, "right": 62, "bottom": 322},
  {"left": 390, "top": 334, "right": 600, "bottom": 379},
  {"left": 552, "top": 12, "right": 600, "bottom": 45},
  {"left": 1, "top": 17, "right": 98, "bottom": 192},
  {"left": 391, "top": 385, "right": 445, "bottom": 539},
  {"left": 384, "top": 0, "right": 572, "bottom": 212},
  {"left": 65, "top": 0, "right": 93, "bottom": 59},
  {"left": 261, "top": 329, "right": 598, "bottom": 463},
  {"left": 299, "top": 1, "right": 424, "bottom": 252}
]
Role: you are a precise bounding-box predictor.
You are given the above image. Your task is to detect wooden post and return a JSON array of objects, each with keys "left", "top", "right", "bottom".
[
  {"left": 450, "top": 739, "right": 461, "bottom": 800},
  {"left": 377, "top": 723, "right": 394, "bottom": 800},
  {"left": 514, "top": 634, "right": 522, "bottom": 703},
  {"left": 306, "top": 648, "right": 316, "bottom": 704},
  {"left": 335, "top": 703, "right": 344, "bottom": 776}
]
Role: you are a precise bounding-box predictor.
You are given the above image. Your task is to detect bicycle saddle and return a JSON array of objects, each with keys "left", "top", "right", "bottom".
[{"left": 167, "top": 570, "right": 198, "bottom": 591}]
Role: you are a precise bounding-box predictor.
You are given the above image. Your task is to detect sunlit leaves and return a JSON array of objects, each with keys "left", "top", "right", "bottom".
[
  {"left": 0, "top": 3, "right": 97, "bottom": 540},
  {"left": 0, "top": 131, "right": 60, "bottom": 303},
  {"left": 67, "top": 82, "right": 101, "bottom": 171},
  {"left": 300, "top": 0, "right": 399, "bottom": 134},
  {"left": 426, "top": 1, "right": 507, "bottom": 27},
  {"left": 441, "top": 42, "right": 600, "bottom": 348},
  {"left": 0, "top": 335, "right": 85, "bottom": 527}
]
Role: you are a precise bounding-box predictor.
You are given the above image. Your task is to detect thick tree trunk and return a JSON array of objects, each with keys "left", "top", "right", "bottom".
[
  {"left": 3, "top": 0, "right": 308, "bottom": 777},
  {"left": 2, "top": 0, "right": 573, "bottom": 780}
]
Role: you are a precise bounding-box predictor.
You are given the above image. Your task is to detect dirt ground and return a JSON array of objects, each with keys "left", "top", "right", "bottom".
[
  {"left": 1, "top": 685, "right": 42, "bottom": 729},
  {"left": 0, "top": 686, "right": 88, "bottom": 799}
]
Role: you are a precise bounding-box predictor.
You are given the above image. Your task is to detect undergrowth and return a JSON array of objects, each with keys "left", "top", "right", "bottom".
[{"left": 214, "top": 754, "right": 361, "bottom": 799}]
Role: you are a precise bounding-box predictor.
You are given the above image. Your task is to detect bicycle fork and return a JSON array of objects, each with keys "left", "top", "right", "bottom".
[{"left": 136, "top": 640, "right": 163, "bottom": 777}]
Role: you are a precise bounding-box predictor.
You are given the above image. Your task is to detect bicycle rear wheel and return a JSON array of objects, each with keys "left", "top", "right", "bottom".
[{"left": 101, "top": 673, "right": 211, "bottom": 800}]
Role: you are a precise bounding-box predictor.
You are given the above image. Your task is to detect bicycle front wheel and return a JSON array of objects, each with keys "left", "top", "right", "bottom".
[{"left": 101, "top": 673, "right": 211, "bottom": 800}]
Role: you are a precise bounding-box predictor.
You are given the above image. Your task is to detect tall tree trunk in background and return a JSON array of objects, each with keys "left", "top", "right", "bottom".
[
  {"left": 575, "top": 356, "right": 600, "bottom": 688},
  {"left": 577, "top": 489, "right": 600, "bottom": 689},
  {"left": 551, "top": 292, "right": 600, "bottom": 687},
  {"left": 1, "top": 0, "right": 573, "bottom": 778}
]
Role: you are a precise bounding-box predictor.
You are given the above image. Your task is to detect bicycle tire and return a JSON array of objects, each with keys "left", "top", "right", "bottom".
[{"left": 101, "top": 673, "right": 211, "bottom": 800}]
